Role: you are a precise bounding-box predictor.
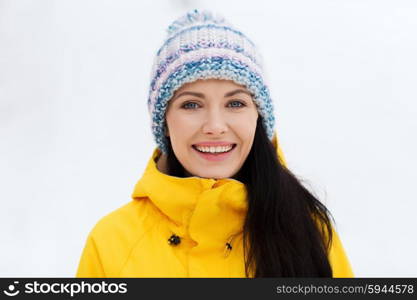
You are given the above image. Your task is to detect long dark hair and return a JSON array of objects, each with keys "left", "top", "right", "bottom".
[{"left": 165, "top": 117, "right": 334, "bottom": 277}]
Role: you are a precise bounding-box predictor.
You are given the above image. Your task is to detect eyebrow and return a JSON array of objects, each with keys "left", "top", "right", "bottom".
[{"left": 172, "top": 89, "right": 253, "bottom": 101}]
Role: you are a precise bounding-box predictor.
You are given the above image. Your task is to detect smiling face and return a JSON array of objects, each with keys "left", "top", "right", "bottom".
[{"left": 164, "top": 79, "right": 259, "bottom": 179}]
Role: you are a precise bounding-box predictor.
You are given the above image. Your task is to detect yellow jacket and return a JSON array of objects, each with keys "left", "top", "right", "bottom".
[{"left": 76, "top": 137, "right": 354, "bottom": 277}]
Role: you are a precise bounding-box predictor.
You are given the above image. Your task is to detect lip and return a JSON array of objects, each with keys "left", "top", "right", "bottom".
[
  {"left": 193, "top": 141, "right": 235, "bottom": 147},
  {"left": 192, "top": 144, "right": 237, "bottom": 162}
]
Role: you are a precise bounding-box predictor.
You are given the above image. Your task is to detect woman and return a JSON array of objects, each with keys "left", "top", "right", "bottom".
[{"left": 76, "top": 9, "right": 353, "bottom": 277}]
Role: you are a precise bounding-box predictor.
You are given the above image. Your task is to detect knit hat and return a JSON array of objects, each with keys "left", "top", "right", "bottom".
[{"left": 148, "top": 9, "right": 275, "bottom": 154}]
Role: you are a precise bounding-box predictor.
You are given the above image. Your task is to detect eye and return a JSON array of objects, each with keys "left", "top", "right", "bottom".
[
  {"left": 228, "top": 100, "right": 246, "bottom": 108},
  {"left": 181, "top": 102, "right": 200, "bottom": 109}
]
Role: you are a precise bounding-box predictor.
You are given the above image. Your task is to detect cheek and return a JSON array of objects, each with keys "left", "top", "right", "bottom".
[
  {"left": 232, "top": 114, "right": 258, "bottom": 142},
  {"left": 166, "top": 113, "right": 200, "bottom": 142}
]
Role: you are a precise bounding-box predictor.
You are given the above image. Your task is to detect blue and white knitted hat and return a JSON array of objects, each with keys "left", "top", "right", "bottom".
[{"left": 148, "top": 9, "right": 275, "bottom": 154}]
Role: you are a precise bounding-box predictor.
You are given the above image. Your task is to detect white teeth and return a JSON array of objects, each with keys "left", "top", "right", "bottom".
[{"left": 195, "top": 145, "right": 234, "bottom": 153}]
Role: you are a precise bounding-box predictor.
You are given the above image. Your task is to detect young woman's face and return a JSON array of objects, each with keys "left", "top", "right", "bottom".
[{"left": 165, "top": 79, "right": 259, "bottom": 179}]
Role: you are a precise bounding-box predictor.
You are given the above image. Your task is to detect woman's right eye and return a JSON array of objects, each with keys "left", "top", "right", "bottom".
[{"left": 181, "top": 102, "right": 200, "bottom": 109}]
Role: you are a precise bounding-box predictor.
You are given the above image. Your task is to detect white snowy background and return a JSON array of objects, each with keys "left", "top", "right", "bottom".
[{"left": 1, "top": 0, "right": 416, "bottom": 277}]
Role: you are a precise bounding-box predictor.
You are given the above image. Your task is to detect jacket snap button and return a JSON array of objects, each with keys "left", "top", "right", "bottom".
[
  {"left": 168, "top": 234, "right": 181, "bottom": 246},
  {"left": 224, "top": 242, "right": 233, "bottom": 258}
]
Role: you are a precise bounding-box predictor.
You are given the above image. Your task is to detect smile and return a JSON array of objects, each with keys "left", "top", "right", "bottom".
[
  {"left": 191, "top": 144, "right": 237, "bottom": 162},
  {"left": 193, "top": 144, "right": 235, "bottom": 153}
]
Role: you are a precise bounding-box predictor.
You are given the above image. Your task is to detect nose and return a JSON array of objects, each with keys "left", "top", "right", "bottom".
[{"left": 202, "top": 109, "right": 228, "bottom": 136}]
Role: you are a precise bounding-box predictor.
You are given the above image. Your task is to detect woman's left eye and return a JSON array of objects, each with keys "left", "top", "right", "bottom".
[{"left": 228, "top": 100, "right": 246, "bottom": 108}]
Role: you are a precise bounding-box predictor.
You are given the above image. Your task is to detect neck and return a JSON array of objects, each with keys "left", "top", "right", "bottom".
[{"left": 156, "top": 152, "right": 169, "bottom": 174}]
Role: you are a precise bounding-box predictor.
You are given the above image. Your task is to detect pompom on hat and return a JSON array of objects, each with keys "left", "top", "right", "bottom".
[{"left": 148, "top": 9, "right": 276, "bottom": 154}]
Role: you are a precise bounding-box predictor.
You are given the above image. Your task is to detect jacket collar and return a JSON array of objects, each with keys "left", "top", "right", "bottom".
[
  {"left": 131, "top": 148, "right": 248, "bottom": 246},
  {"left": 131, "top": 148, "right": 248, "bottom": 225}
]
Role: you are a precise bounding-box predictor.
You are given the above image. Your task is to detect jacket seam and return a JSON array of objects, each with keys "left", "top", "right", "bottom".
[
  {"left": 116, "top": 218, "right": 160, "bottom": 277},
  {"left": 90, "top": 234, "right": 107, "bottom": 277}
]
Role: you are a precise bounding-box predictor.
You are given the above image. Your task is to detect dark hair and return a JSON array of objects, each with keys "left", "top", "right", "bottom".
[{"left": 165, "top": 117, "right": 334, "bottom": 277}]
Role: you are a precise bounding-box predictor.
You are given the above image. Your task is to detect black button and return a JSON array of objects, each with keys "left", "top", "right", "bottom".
[
  {"left": 168, "top": 234, "right": 181, "bottom": 246},
  {"left": 226, "top": 242, "right": 232, "bottom": 250}
]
